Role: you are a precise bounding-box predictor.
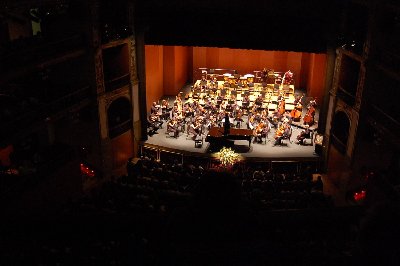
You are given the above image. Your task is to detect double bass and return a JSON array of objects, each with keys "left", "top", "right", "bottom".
[
  {"left": 303, "top": 99, "right": 316, "bottom": 125},
  {"left": 278, "top": 97, "right": 286, "bottom": 115}
]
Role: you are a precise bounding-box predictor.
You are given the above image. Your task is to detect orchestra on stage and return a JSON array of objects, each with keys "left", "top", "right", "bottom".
[{"left": 147, "top": 68, "right": 318, "bottom": 147}]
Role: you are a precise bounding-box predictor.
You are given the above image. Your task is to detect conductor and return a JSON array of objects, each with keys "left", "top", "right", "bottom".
[{"left": 224, "top": 112, "right": 231, "bottom": 136}]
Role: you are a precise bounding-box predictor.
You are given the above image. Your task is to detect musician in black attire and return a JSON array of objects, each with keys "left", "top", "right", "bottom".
[
  {"left": 296, "top": 125, "right": 311, "bottom": 145},
  {"left": 224, "top": 112, "right": 231, "bottom": 136}
]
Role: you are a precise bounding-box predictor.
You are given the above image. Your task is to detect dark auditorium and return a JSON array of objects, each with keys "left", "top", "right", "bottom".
[{"left": 1, "top": 0, "right": 400, "bottom": 265}]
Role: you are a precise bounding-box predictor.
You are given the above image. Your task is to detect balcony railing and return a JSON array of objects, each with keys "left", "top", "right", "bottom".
[
  {"left": 0, "top": 86, "right": 92, "bottom": 142},
  {"left": 105, "top": 74, "right": 131, "bottom": 92},
  {"left": 0, "top": 34, "right": 86, "bottom": 71},
  {"left": 45, "top": 86, "right": 91, "bottom": 115},
  {"left": 337, "top": 88, "right": 356, "bottom": 107},
  {"left": 109, "top": 119, "right": 132, "bottom": 139}
]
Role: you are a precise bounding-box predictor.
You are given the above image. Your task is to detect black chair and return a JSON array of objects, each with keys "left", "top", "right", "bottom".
[{"left": 194, "top": 135, "right": 203, "bottom": 148}]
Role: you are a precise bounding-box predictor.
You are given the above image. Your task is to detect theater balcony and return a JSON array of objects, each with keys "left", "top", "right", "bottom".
[{"left": 0, "top": 1, "right": 89, "bottom": 84}]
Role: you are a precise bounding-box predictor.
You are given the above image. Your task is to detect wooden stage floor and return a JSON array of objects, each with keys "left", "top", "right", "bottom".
[{"left": 142, "top": 120, "right": 320, "bottom": 162}]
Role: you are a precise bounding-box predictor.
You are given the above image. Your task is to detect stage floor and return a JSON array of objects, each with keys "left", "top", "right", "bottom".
[
  {"left": 143, "top": 84, "right": 320, "bottom": 161},
  {"left": 143, "top": 121, "right": 319, "bottom": 161}
]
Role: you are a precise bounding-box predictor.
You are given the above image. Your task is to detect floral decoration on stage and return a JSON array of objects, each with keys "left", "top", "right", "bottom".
[{"left": 216, "top": 147, "right": 241, "bottom": 167}]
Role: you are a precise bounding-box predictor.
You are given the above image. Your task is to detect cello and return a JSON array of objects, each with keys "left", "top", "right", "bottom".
[
  {"left": 290, "top": 94, "right": 303, "bottom": 122},
  {"left": 253, "top": 122, "right": 265, "bottom": 143},
  {"left": 303, "top": 99, "right": 316, "bottom": 125},
  {"left": 274, "top": 123, "right": 285, "bottom": 140}
]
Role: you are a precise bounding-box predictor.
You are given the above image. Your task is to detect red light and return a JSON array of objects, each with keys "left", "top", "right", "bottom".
[
  {"left": 80, "top": 163, "right": 95, "bottom": 178},
  {"left": 354, "top": 190, "right": 366, "bottom": 201}
]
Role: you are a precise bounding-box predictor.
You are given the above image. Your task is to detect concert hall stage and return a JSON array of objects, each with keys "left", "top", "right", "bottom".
[
  {"left": 143, "top": 81, "right": 321, "bottom": 163},
  {"left": 142, "top": 120, "right": 320, "bottom": 162}
]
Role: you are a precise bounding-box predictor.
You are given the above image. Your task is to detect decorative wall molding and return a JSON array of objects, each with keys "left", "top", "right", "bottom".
[
  {"left": 355, "top": 63, "right": 366, "bottom": 111},
  {"left": 335, "top": 99, "right": 354, "bottom": 122},
  {"left": 100, "top": 85, "right": 131, "bottom": 110},
  {"left": 331, "top": 51, "right": 342, "bottom": 95},
  {"left": 130, "top": 38, "right": 139, "bottom": 85},
  {"left": 94, "top": 49, "right": 105, "bottom": 94}
]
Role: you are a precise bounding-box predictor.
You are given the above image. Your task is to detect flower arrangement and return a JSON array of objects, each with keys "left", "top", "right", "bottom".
[{"left": 216, "top": 147, "right": 241, "bottom": 167}]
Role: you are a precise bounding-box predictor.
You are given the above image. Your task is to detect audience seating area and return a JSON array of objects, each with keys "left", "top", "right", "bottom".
[{"left": 4, "top": 154, "right": 399, "bottom": 265}]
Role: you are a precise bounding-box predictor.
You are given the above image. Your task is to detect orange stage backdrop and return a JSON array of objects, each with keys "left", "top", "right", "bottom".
[
  {"left": 145, "top": 45, "right": 164, "bottom": 112},
  {"left": 146, "top": 45, "right": 191, "bottom": 112},
  {"left": 145, "top": 45, "right": 326, "bottom": 110}
]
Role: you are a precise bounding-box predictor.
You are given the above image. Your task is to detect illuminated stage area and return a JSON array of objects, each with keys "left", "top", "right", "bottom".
[
  {"left": 144, "top": 124, "right": 319, "bottom": 161},
  {"left": 144, "top": 48, "right": 326, "bottom": 164}
]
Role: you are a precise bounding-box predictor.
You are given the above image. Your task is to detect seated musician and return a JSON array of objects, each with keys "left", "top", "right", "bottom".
[
  {"left": 254, "top": 94, "right": 263, "bottom": 106},
  {"left": 211, "top": 114, "right": 218, "bottom": 128},
  {"left": 204, "top": 114, "right": 216, "bottom": 129},
  {"left": 253, "top": 121, "right": 265, "bottom": 143},
  {"left": 210, "top": 77, "right": 218, "bottom": 87},
  {"left": 189, "top": 119, "right": 202, "bottom": 139},
  {"left": 273, "top": 122, "right": 291, "bottom": 146},
  {"left": 191, "top": 99, "right": 199, "bottom": 109},
  {"left": 161, "top": 99, "right": 170, "bottom": 119},
  {"left": 148, "top": 113, "right": 162, "bottom": 135},
  {"left": 234, "top": 109, "right": 244, "bottom": 128},
  {"left": 309, "top": 97, "right": 317, "bottom": 108},
  {"left": 296, "top": 125, "right": 311, "bottom": 144},
  {"left": 283, "top": 111, "right": 293, "bottom": 124},
  {"left": 229, "top": 93, "right": 236, "bottom": 104},
  {"left": 220, "top": 100, "right": 227, "bottom": 111},
  {"left": 171, "top": 105, "right": 183, "bottom": 121},
  {"left": 277, "top": 91, "right": 285, "bottom": 102},
  {"left": 248, "top": 114, "right": 256, "bottom": 130},
  {"left": 270, "top": 109, "right": 281, "bottom": 126},
  {"left": 167, "top": 118, "right": 180, "bottom": 138},
  {"left": 161, "top": 99, "right": 169, "bottom": 109},
  {"left": 260, "top": 109, "right": 268, "bottom": 118},
  {"left": 200, "top": 75, "right": 207, "bottom": 86},
  {"left": 217, "top": 110, "right": 225, "bottom": 127},
  {"left": 220, "top": 88, "right": 227, "bottom": 97},
  {"left": 273, "top": 123, "right": 285, "bottom": 144},
  {"left": 242, "top": 94, "right": 250, "bottom": 108},
  {"left": 283, "top": 123, "right": 292, "bottom": 140},
  {"left": 251, "top": 104, "right": 259, "bottom": 115},
  {"left": 174, "top": 95, "right": 182, "bottom": 109},
  {"left": 150, "top": 102, "right": 160, "bottom": 115},
  {"left": 216, "top": 94, "right": 223, "bottom": 104},
  {"left": 204, "top": 97, "right": 212, "bottom": 109},
  {"left": 183, "top": 103, "right": 193, "bottom": 118},
  {"left": 293, "top": 94, "right": 301, "bottom": 106}
]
